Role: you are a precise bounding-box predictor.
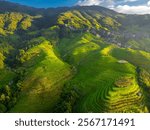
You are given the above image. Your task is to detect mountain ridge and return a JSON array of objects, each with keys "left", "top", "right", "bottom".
[{"left": 0, "top": 1, "right": 150, "bottom": 113}]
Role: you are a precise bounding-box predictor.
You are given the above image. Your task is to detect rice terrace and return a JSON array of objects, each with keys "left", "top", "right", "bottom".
[{"left": 0, "top": 0, "right": 150, "bottom": 113}]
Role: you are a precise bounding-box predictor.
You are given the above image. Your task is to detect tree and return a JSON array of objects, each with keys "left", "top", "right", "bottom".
[
  {"left": 0, "top": 103, "right": 7, "bottom": 112},
  {"left": 4, "top": 85, "right": 11, "bottom": 96},
  {"left": 0, "top": 93, "right": 6, "bottom": 102}
]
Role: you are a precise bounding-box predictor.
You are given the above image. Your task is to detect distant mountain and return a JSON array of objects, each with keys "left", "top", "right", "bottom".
[
  {"left": 0, "top": 0, "right": 43, "bottom": 14},
  {"left": 0, "top": 1, "right": 150, "bottom": 113}
]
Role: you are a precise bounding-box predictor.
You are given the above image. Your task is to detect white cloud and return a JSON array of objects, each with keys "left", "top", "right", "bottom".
[
  {"left": 76, "top": 0, "right": 150, "bottom": 14},
  {"left": 77, "top": 0, "right": 115, "bottom": 8},
  {"left": 114, "top": 5, "right": 150, "bottom": 14},
  {"left": 148, "top": 1, "right": 150, "bottom": 6},
  {"left": 76, "top": 0, "right": 137, "bottom": 6},
  {"left": 124, "top": 0, "right": 138, "bottom": 2},
  {"left": 77, "top": 0, "right": 102, "bottom": 6}
]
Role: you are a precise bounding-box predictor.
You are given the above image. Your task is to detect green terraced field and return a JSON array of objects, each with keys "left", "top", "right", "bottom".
[
  {"left": 0, "top": 3, "right": 150, "bottom": 113},
  {"left": 111, "top": 48, "right": 150, "bottom": 73},
  {"left": 10, "top": 40, "right": 73, "bottom": 112},
  {"left": 58, "top": 33, "right": 149, "bottom": 112}
]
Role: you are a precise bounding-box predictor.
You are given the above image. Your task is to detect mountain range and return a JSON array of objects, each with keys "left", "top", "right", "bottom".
[{"left": 0, "top": 1, "right": 150, "bottom": 113}]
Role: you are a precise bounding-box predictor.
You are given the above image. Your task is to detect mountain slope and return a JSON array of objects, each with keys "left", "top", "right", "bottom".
[
  {"left": 56, "top": 33, "right": 149, "bottom": 112},
  {"left": 10, "top": 39, "right": 72, "bottom": 112},
  {"left": 0, "top": 1, "right": 150, "bottom": 113}
]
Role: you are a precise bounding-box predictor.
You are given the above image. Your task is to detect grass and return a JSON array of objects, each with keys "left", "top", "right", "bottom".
[
  {"left": 0, "top": 7, "right": 150, "bottom": 113},
  {"left": 58, "top": 32, "right": 149, "bottom": 113},
  {"left": 127, "top": 38, "right": 150, "bottom": 52},
  {"left": 73, "top": 54, "right": 143, "bottom": 112},
  {"left": 8, "top": 32, "right": 150, "bottom": 113},
  {"left": 10, "top": 40, "right": 72, "bottom": 112},
  {"left": 111, "top": 48, "right": 150, "bottom": 72}
]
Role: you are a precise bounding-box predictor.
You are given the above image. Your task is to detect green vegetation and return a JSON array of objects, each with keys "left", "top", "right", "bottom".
[
  {"left": 10, "top": 40, "right": 72, "bottom": 112},
  {"left": 111, "top": 48, "right": 150, "bottom": 72},
  {"left": 137, "top": 68, "right": 150, "bottom": 112},
  {"left": 138, "top": 68, "right": 150, "bottom": 88},
  {"left": 0, "top": 12, "right": 35, "bottom": 35},
  {"left": 0, "top": 69, "right": 16, "bottom": 88},
  {"left": 57, "top": 10, "right": 120, "bottom": 31},
  {"left": 58, "top": 11, "right": 95, "bottom": 29},
  {"left": 127, "top": 39, "right": 150, "bottom": 52},
  {"left": 115, "top": 77, "right": 134, "bottom": 88},
  {"left": 102, "top": 16, "right": 121, "bottom": 29},
  {"left": 55, "top": 33, "right": 149, "bottom": 113},
  {"left": 0, "top": 52, "right": 4, "bottom": 69},
  {"left": 0, "top": 2, "right": 150, "bottom": 113}
]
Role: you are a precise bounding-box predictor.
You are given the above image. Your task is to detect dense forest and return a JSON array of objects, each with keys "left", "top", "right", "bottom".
[{"left": 0, "top": 1, "right": 150, "bottom": 113}]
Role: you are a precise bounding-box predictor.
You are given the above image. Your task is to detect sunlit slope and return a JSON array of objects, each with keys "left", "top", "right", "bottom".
[
  {"left": 0, "top": 12, "right": 34, "bottom": 35},
  {"left": 57, "top": 9, "right": 120, "bottom": 33},
  {"left": 111, "top": 48, "right": 150, "bottom": 72},
  {"left": 11, "top": 41, "right": 72, "bottom": 112},
  {"left": 58, "top": 33, "right": 149, "bottom": 112},
  {"left": 127, "top": 39, "right": 150, "bottom": 52}
]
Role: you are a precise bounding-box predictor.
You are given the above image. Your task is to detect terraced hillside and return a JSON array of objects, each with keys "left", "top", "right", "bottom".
[
  {"left": 0, "top": 1, "right": 150, "bottom": 113},
  {"left": 57, "top": 10, "right": 120, "bottom": 30},
  {"left": 10, "top": 39, "right": 72, "bottom": 112},
  {"left": 56, "top": 33, "right": 149, "bottom": 112},
  {"left": 111, "top": 48, "right": 150, "bottom": 72}
]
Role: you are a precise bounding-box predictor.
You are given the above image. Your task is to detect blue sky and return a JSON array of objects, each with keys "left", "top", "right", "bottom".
[
  {"left": 7, "top": 0, "right": 150, "bottom": 14},
  {"left": 7, "top": 0, "right": 78, "bottom": 8}
]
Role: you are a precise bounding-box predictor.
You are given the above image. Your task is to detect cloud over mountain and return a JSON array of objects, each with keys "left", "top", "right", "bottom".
[{"left": 76, "top": 0, "right": 150, "bottom": 14}]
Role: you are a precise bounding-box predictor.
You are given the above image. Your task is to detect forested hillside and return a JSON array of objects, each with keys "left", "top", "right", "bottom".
[{"left": 0, "top": 1, "right": 150, "bottom": 113}]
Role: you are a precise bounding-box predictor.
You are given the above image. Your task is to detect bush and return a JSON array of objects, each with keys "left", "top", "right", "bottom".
[{"left": 0, "top": 103, "right": 7, "bottom": 113}]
